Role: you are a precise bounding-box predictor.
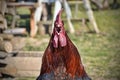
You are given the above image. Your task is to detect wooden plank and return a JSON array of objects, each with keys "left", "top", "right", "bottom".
[
  {"left": 63, "top": 18, "right": 89, "bottom": 22},
  {"left": 3, "top": 28, "right": 26, "bottom": 34},
  {"left": 7, "top": 2, "right": 37, "bottom": 8},
  {"left": 17, "top": 51, "right": 44, "bottom": 57},
  {"left": 38, "top": 18, "right": 89, "bottom": 25},
  {"left": 0, "top": 50, "right": 44, "bottom": 58},
  {"left": 0, "top": 54, "right": 42, "bottom": 77},
  {"left": 68, "top": 1, "right": 83, "bottom": 4},
  {"left": 9, "top": 57, "right": 42, "bottom": 71},
  {"left": 39, "top": 21, "right": 52, "bottom": 25}
]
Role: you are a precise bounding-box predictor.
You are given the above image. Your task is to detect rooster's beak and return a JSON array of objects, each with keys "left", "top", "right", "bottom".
[{"left": 56, "top": 27, "right": 61, "bottom": 34}]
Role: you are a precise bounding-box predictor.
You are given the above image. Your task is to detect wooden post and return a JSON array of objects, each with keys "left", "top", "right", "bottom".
[
  {"left": 37, "top": 22, "right": 45, "bottom": 35},
  {"left": 10, "top": 6, "right": 17, "bottom": 28},
  {"left": 83, "top": 0, "right": 100, "bottom": 33},
  {"left": 0, "top": 15, "right": 7, "bottom": 29},
  {"left": 75, "top": 1, "right": 79, "bottom": 18},
  {"left": 64, "top": 0, "right": 75, "bottom": 33},
  {"left": 67, "top": 18, "right": 75, "bottom": 33},
  {"left": 0, "top": 0, "right": 7, "bottom": 15},
  {"left": 103, "top": 0, "right": 109, "bottom": 9},
  {"left": 30, "top": 8, "right": 38, "bottom": 37},
  {"left": 91, "top": 0, "right": 103, "bottom": 9}
]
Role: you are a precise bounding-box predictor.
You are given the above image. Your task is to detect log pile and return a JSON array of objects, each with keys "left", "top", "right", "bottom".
[{"left": 0, "top": 51, "right": 43, "bottom": 77}]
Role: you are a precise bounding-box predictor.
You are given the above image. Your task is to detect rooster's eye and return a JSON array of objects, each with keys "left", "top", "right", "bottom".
[{"left": 55, "top": 22, "right": 58, "bottom": 25}]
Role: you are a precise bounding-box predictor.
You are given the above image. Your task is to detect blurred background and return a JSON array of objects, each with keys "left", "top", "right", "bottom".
[{"left": 0, "top": 0, "right": 120, "bottom": 80}]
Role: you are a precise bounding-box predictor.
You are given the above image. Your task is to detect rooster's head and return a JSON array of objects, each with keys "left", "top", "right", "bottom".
[{"left": 53, "top": 9, "right": 67, "bottom": 48}]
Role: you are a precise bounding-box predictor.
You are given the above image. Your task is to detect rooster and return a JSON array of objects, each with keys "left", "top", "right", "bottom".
[{"left": 37, "top": 9, "right": 91, "bottom": 80}]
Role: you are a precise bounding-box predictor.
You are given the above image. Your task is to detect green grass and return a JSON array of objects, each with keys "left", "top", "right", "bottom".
[{"left": 11, "top": 5, "right": 120, "bottom": 80}]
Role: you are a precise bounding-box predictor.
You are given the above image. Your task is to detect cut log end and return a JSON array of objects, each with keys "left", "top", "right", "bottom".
[
  {"left": 4, "top": 42, "right": 13, "bottom": 53},
  {"left": 0, "top": 41, "right": 13, "bottom": 53}
]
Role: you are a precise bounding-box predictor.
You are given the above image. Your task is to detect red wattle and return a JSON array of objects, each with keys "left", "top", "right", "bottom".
[
  {"left": 59, "top": 33, "right": 67, "bottom": 47},
  {"left": 53, "top": 34, "right": 58, "bottom": 48}
]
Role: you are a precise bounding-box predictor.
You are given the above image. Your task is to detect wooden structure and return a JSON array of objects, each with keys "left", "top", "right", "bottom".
[
  {"left": 0, "top": 34, "right": 13, "bottom": 53},
  {"left": 0, "top": 0, "right": 99, "bottom": 37},
  {"left": 67, "top": 0, "right": 99, "bottom": 33},
  {"left": 7, "top": 2, "right": 38, "bottom": 37},
  {"left": 0, "top": 51, "right": 43, "bottom": 78},
  {"left": 83, "top": 0, "right": 100, "bottom": 33},
  {"left": 38, "top": 0, "right": 99, "bottom": 34},
  {"left": 0, "top": 0, "right": 38, "bottom": 37},
  {"left": 0, "top": 34, "right": 26, "bottom": 54}
]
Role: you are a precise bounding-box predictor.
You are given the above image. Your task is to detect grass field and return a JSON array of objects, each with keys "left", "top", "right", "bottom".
[{"left": 7, "top": 3, "right": 120, "bottom": 80}]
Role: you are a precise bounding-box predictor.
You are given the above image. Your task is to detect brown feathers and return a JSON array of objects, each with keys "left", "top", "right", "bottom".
[{"left": 37, "top": 9, "right": 91, "bottom": 80}]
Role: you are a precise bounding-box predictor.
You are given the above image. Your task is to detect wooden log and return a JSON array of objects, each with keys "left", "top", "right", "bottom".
[
  {"left": 0, "top": 51, "right": 8, "bottom": 59},
  {"left": 10, "top": 37, "right": 25, "bottom": 50},
  {"left": 0, "top": 37, "right": 3, "bottom": 41},
  {"left": 0, "top": 53, "right": 42, "bottom": 77},
  {"left": 0, "top": 41, "right": 13, "bottom": 53},
  {"left": 3, "top": 28, "right": 26, "bottom": 34},
  {"left": 0, "top": 34, "right": 14, "bottom": 40}
]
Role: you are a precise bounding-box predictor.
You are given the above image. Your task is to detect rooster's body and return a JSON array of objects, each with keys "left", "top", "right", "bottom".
[{"left": 37, "top": 9, "right": 91, "bottom": 80}]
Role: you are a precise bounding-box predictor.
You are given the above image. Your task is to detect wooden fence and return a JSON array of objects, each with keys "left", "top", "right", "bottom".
[{"left": 0, "top": 51, "right": 43, "bottom": 77}]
